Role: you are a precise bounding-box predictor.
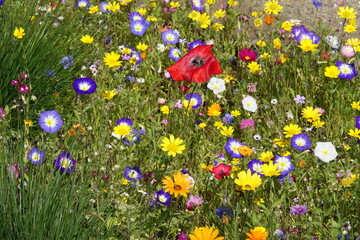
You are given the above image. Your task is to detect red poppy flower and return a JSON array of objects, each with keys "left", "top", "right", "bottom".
[
  {"left": 238, "top": 48, "right": 257, "bottom": 62},
  {"left": 166, "top": 45, "right": 222, "bottom": 83},
  {"left": 212, "top": 163, "right": 232, "bottom": 179}
]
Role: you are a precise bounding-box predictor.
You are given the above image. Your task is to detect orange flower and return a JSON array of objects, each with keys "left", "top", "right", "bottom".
[
  {"left": 246, "top": 226, "right": 268, "bottom": 240},
  {"left": 67, "top": 129, "right": 77, "bottom": 136},
  {"left": 264, "top": 14, "right": 275, "bottom": 25},
  {"left": 207, "top": 103, "right": 221, "bottom": 116},
  {"left": 238, "top": 145, "right": 254, "bottom": 157}
]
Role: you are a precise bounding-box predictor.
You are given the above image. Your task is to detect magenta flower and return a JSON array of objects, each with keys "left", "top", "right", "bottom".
[{"left": 240, "top": 119, "right": 255, "bottom": 129}]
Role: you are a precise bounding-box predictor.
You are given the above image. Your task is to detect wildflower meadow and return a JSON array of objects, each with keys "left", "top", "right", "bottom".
[{"left": 1, "top": 0, "right": 360, "bottom": 239}]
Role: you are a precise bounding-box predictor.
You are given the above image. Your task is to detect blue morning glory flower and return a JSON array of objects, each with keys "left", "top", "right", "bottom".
[
  {"left": 188, "top": 40, "right": 205, "bottom": 50},
  {"left": 161, "top": 29, "right": 179, "bottom": 45},
  {"left": 38, "top": 110, "right": 63, "bottom": 133},
  {"left": 224, "top": 138, "right": 245, "bottom": 158},
  {"left": 76, "top": 0, "right": 90, "bottom": 8},
  {"left": 123, "top": 166, "right": 143, "bottom": 181},
  {"left": 336, "top": 61, "right": 358, "bottom": 80},
  {"left": 155, "top": 190, "right": 171, "bottom": 206},
  {"left": 73, "top": 77, "right": 97, "bottom": 94},
  {"left": 185, "top": 93, "right": 202, "bottom": 109},
  {"left": 27, "top": 147, "right": 45, "bottom": 165},
  {"left": 130, "top": 20, "right": 149, "bottom": 36},
  {"left": 247, "top": 159, "right": 264, "bottom": 177},
  {"left": 168, "top": 47, "right": 182, "bottom": 61},
  {"left": 291, "top": 133, "right": 312, "bottom": 151},
  {"left": 274, "top": 155, "right": 295, "bottom": 176},
  {"left": 54, "top": 152, "right": 76, "bottom": 174},
  {"left": 129, "top": 12, "right": 144, "bottom": 22}
]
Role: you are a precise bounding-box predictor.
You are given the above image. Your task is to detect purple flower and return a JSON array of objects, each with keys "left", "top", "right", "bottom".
[
  {"left": 54, "top": 152, "right": 76, "bottom": 174},
  {"left": 162, "top": 29, "right": 179, "bottom": 45},
  {"left": 116, "top": 118, "right": 133, "bottom": 127},
  {"left": 312, "top": 0, "right": 323, "bottom": 8},
  {"left": 129, "top": 12, "right": 144, "bottom": 21},
  {"left": 240, "top": 119, "right": 255, "bottom": 129},
  {"left": 293, "top": 94, "right": 306, "bottom": 104},
  {"left": 355, "top": 116, "right": 360, "bottom": 129},
  {"left": 0, "top": 107, "right": 7, "bottom": 118},
  {"left": 123, "top": 166, "right": 143, "bottom": 181},
  {"left": 186, "top": 195, "right": 204, "bottom": 210},
  {"left": 130, "top": 20, "right": 149, "bottom": 36},
  {"left": 290, "top": 204, "right": 308, "bottom": 215},
  {"left": 61, "top": 56, "right": 74, "bottom": 69},
  {"left": 336, "top": 61, "right": 358, "bottom": 80},
  {"left": 73, "top": 77, "right": 97, "bottom": 94},
  {"left": 190, "top": 0, "right": 204, "bottom": 12},
  {"left": 188, "top": 40, "right": 205, "bottom": 50},
  {"left": 291, "top": 133, "right": 311, "bottom": 151},
  {"left": 38, "top": 110, "right": 63, "bottom": 133},
  {"left": 224, "top": 138, "right": 245, "bottom": 158},
  {"left": 222, "top": 113, "right": 234, "bottom": 125},
  {"left": 185, "top": 93, "right": 202, "bottom": 109},
  {"left": 27, "top": 147, "right": 46, "bottom": 164},
  {"left": 168, "top": 47, "right": 183, "bottom": 61},
  {"left": 155, "top": 190, "right": 172, "bottom": 206},
  {"left": 177, "top": 232, "right": 188, "bottom": 240},
  {"left": 247, "top": 159, "right": 264, "bottom": 177},
  {"left": 99, "top": 2, "right": 109, "bottom": 12},
  {"left": 274, "top": 155, "right": 295, "bottom": 176},
  {"left": 76, "top": 0, "right": 90, "bottom": 8},
  {"left": 216, "top": 206, "right": 232, "bottom": 219}
]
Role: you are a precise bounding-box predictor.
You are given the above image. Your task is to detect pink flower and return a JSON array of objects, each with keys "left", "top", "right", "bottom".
[
  {"left": 186, "top": 195, "right": 204, "bottom": 210},
  {"left": 161, "top": 119, "right": 168, "bottom": 125},
  {"left": 240, "top": 119, "right": 255, "bottom": 129},
  {"left": 340, "top": 45, "right": 355, "bottom": 58}
]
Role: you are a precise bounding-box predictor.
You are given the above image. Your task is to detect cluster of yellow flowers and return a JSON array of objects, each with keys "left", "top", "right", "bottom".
[
  {"left": 188, "top": 10, "right": 211, "bottom": 29},
  {"left": 302, "top": 106, "right": 325, "bottom": 128}
]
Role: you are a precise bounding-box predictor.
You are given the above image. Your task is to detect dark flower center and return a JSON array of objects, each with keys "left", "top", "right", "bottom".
[
  {"left": 174, "top": 184, "right": 182, "bottom": 191},
  {"left": 190, "top": 56, "right": 206, "bottom": 67}
]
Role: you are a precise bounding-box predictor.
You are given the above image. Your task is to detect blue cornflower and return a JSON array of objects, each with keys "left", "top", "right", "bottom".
[
  {"left": 222, "top": 113, "right": 234, "bottom": 125},
  {"left": 124, "top": 75, "right": 136, "bottom": 83},
  {"left": 161, "top": 29, "right": 179, "bottom": 45},
  {"left": 130, "top": 20, "right": 149, "bottom": 36},
  {"left": 73, "top": 77, "right": 97, "bottom": 94},
  {"left": 168, "top": 47, "right": 182, "bottom": 61},
  {"left": 216, "top": 206, "right": 232, "bottom": 220},
  {"left": 291, "top": 133, "right": 311, "bottom": 151},
  {"left": 312, "top": 0, "right": 323, "bottom": 8},
  {"left": 123, "top": 166, "right": 143, "bottom": 181},
  {"left": 61, "top": 56, "right": 74, "bottom": 69},
  {"left": 27, "top": 147, "right": 45, "bottom": 164},
  {"left": 45, "top": 69, "right": 56, "bottom": 77}
]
